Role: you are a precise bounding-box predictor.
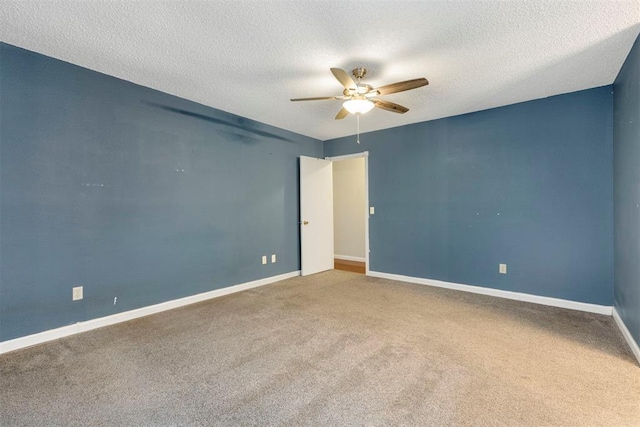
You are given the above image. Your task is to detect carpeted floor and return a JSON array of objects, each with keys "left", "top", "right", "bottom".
[{"left": 1, "top": 270, "right": 639, "bottom": 426}]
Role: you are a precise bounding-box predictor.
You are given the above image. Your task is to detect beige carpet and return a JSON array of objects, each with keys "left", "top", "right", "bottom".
[{"left": 1, "top": 270, "right": 639, "bottom": 426}]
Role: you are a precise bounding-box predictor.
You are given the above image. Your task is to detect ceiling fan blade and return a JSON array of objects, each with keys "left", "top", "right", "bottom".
[
  {"left": 373, "top": 99, "right": 409, "bottom": 114},
  {"left": 375, "top": 78, "right": 429, "bottom": 95},
  {"left": 335, "top": 107, "right": 350, "bottom": 120},
  {"left": 330, "top": 68, "right": 357, "bottom": 89},
  {"left": 290, "top": 96, "right": 338, "bottom": 101}
]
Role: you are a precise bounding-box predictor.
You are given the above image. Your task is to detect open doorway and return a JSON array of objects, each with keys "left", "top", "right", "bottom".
[{"left": 328, "top": 153, "right": 369, "bottom": 274}]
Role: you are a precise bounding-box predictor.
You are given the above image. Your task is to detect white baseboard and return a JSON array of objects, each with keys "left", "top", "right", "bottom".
[
  {"left": 367, "top": 271, "right": 612, "bottom": 315},
  {"left": 334, "top": 254, "right": 366, "bottom": 262},
  {"left": 613, "top": 307, "right": 640, "bottom": 366},
  {"left": 0, "top": 271, "right": 301, "bottom": 355}
]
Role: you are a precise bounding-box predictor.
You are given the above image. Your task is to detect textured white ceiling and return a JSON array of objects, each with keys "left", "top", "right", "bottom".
[{"left": 1, "top": 1, "right": 639, "bottom": 141}]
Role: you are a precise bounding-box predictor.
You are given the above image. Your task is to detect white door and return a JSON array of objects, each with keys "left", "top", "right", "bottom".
[{"left": 300, "top": 156, "right": 334, "bottom": 276}]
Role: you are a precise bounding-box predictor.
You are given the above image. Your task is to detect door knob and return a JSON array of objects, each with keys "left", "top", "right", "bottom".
[{"left": 303, "top": 221, "right": 309, "bottom": 225}]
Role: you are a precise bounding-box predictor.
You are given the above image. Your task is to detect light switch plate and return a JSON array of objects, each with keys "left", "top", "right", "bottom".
[
  {"left": 369, "top": 207, "right": 375, "bottom": 215},
  {"left": 271, "top": 254, "right": 276, "bottom": 263},
  {"left": 262, "top": 256, "right": 267, "bottom": 265},
  {"left": 499, "top": 264, "right": 507, "bottom": 274}
]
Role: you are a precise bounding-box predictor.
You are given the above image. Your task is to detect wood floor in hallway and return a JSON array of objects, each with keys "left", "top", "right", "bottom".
[{"left": 334, "top": 258, "right": 365, "bottom": 274}]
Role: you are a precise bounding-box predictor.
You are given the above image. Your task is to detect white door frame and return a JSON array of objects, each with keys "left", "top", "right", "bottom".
[{"left": 325, "top": 151, "right": 370, "bottom": 275}]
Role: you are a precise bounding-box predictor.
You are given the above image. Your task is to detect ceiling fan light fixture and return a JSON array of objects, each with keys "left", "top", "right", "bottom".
[{"left": 343, "top": 99, "right": 374, "bottom": 114}]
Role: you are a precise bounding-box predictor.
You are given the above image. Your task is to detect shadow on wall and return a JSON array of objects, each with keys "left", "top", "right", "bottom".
[{"left": 144, "top": 102, "right": 295, "bottom": 144}]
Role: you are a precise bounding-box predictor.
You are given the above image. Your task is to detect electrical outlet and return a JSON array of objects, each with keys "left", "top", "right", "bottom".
[
  {"left": 72, "top": 286, "right": 83, "bottom": 301},
  {"left": 262, "top": 255, "right": 267, "bottom": 265},
  {"left": 499, "top": 264, "right": 507, "bottom": 274},
  {"left": 113, "top": 297, "right": 117, "bottom": 305},
  {"left": 271, "top": 254, "right": 276, "bottom": 263}
]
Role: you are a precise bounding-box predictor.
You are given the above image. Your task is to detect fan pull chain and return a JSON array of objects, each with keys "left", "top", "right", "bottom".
[{"left": 357, "top": 113, "right": 360, "bottom": 144}]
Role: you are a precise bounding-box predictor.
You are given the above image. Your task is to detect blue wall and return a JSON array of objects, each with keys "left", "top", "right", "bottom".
[
  {"left": 0, "top": 41, "right": 622, "bottom": 343},
  {"left": 614, "top": 34, "right": 640, "bottom": 346},
  {"left": 0, "top": 43, "right": 322, "bottom": 341},
  {"left": 325, "top": 87, "right": 614, "bottom": 305}
]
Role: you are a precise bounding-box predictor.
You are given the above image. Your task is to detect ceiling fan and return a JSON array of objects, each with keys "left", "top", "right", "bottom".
[{"left": 291, "top": 67, "right": 429, "bottom": 119}]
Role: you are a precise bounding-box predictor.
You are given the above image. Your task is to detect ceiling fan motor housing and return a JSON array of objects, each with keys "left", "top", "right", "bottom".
[{"left": 352, "top": 67, "right": 367, "bottom": 80}]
